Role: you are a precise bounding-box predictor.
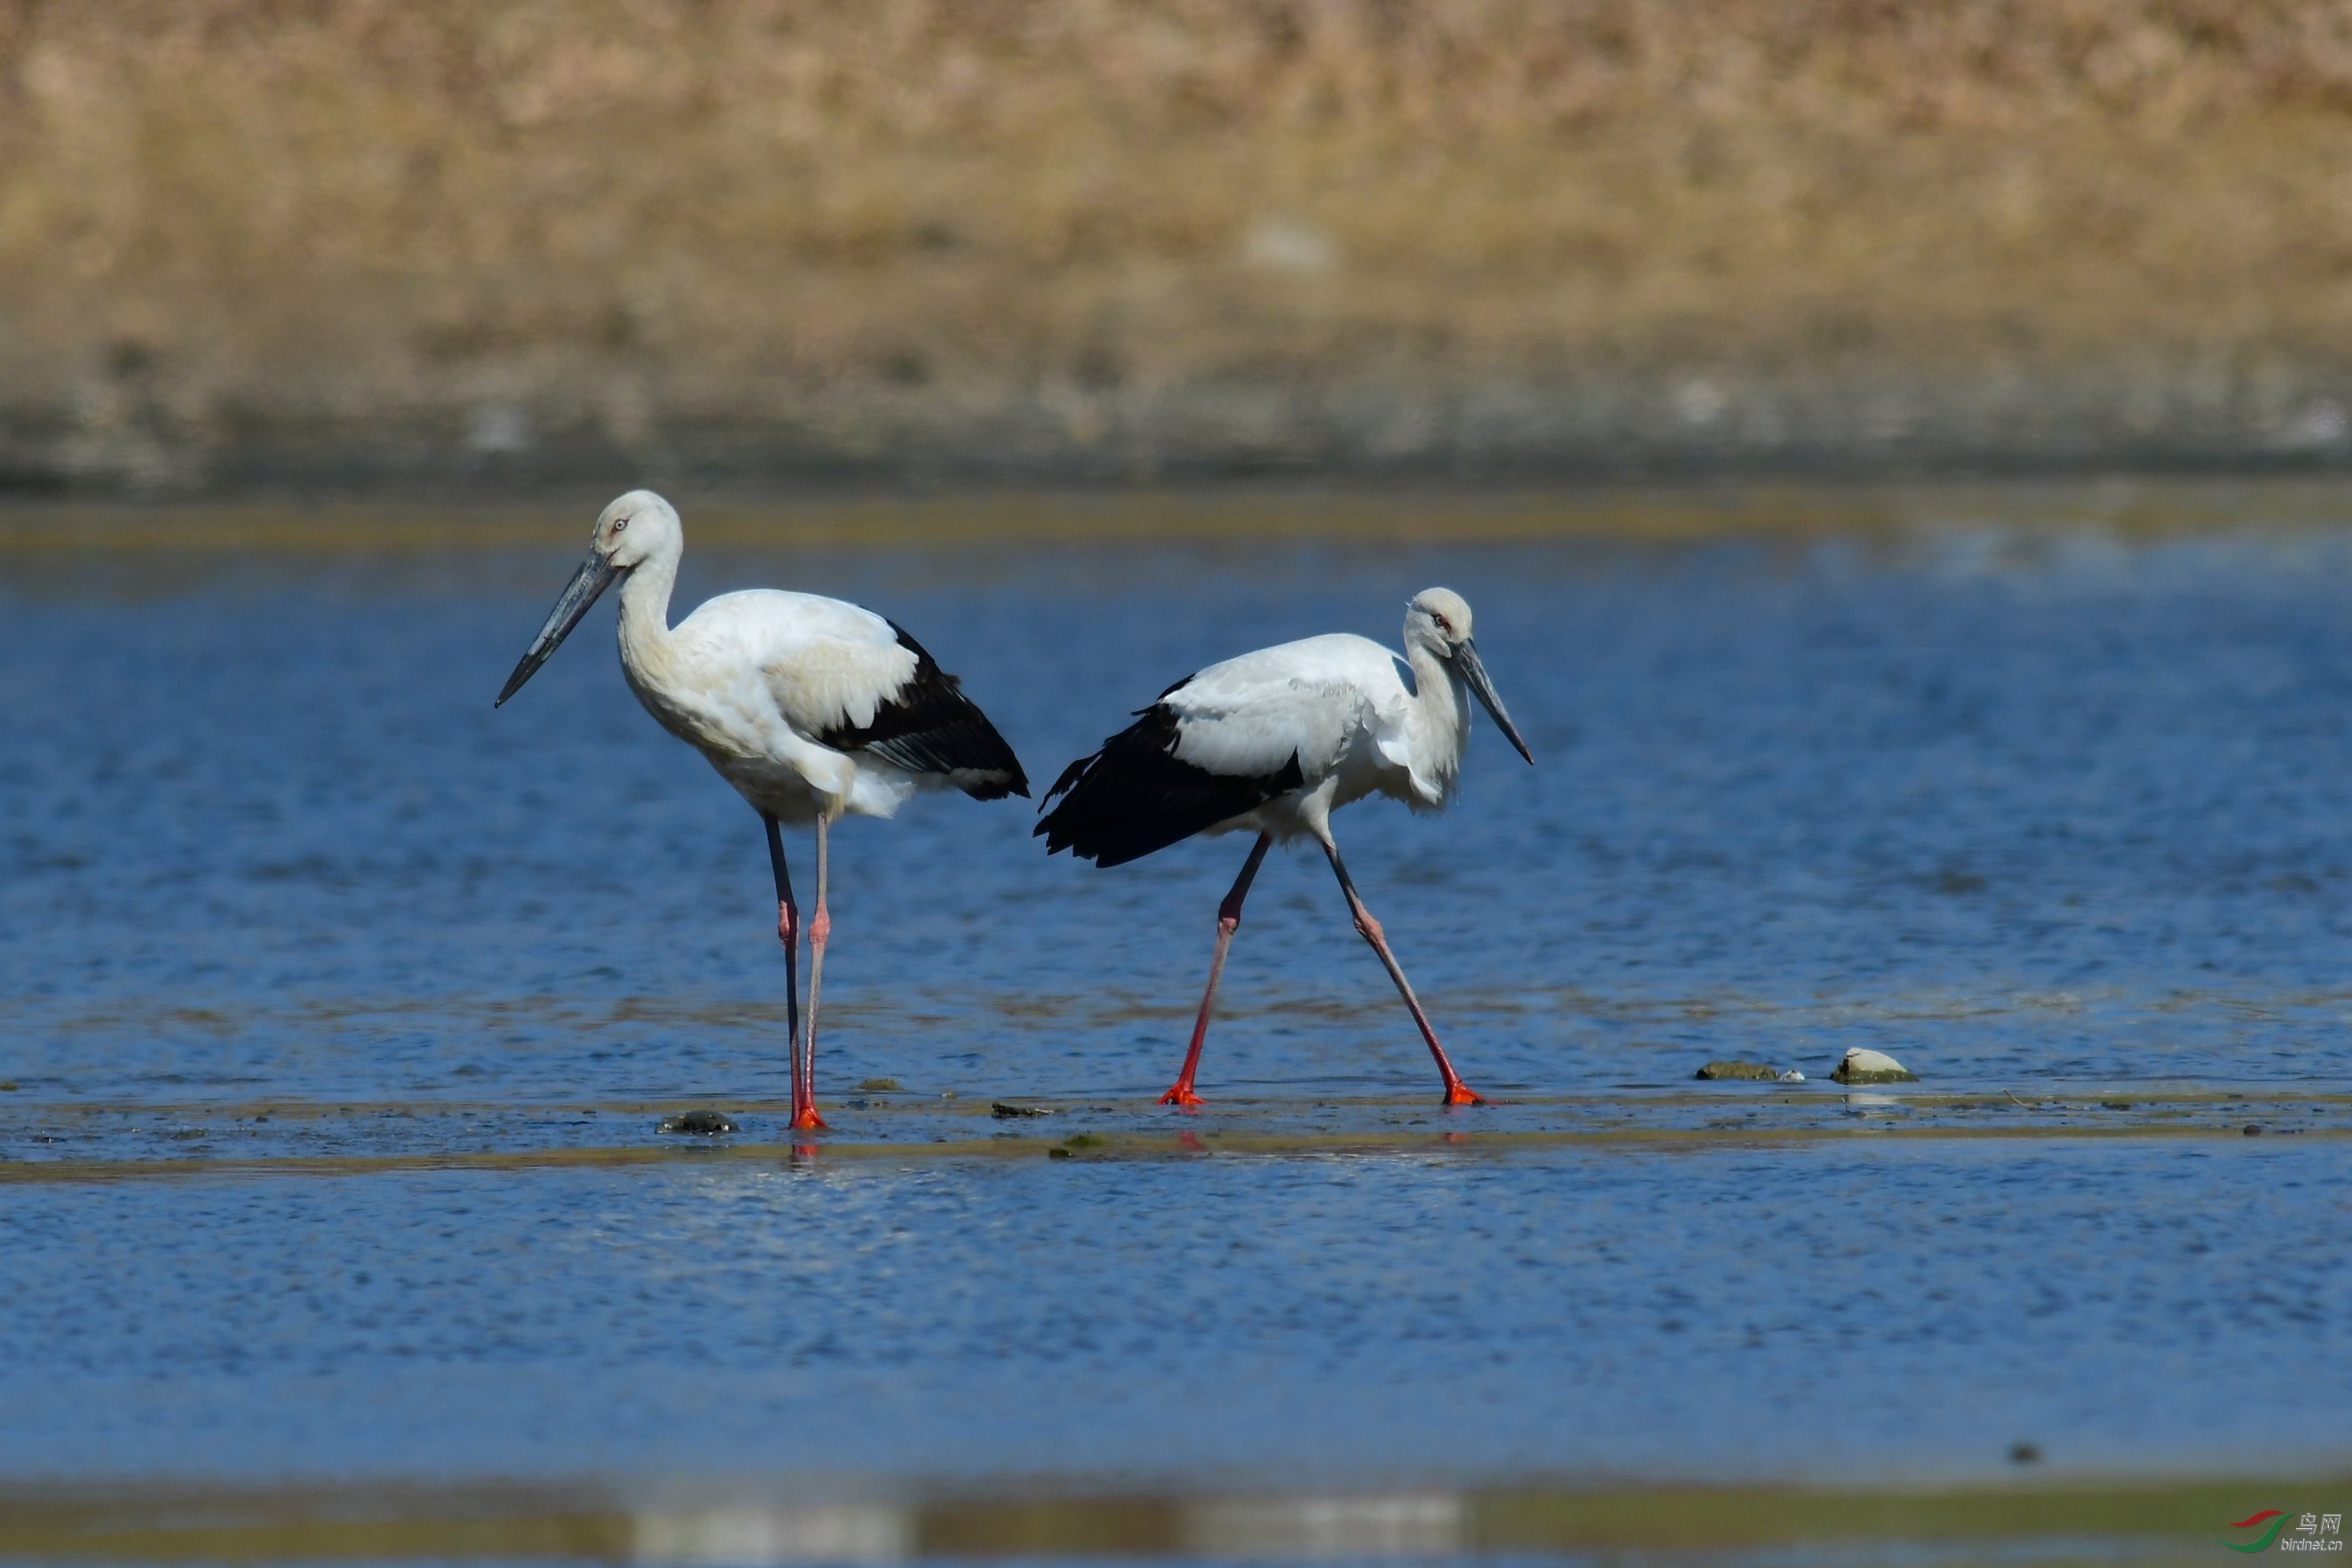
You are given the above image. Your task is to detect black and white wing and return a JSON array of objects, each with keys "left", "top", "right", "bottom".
[
  {"left": 815, "top": 621, "right": 1029, "bottom": 800},
  {"left": 702, "top": 590, "right": 1028, "bottom": 801},
  {"left": 1033, "top": 694, "right": 1305, "bottom": 867}
]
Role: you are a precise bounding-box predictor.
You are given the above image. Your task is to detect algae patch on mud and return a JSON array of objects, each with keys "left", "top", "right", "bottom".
[{"left": 1, "top": 1474, "right": 2340, "bottom": 1563}]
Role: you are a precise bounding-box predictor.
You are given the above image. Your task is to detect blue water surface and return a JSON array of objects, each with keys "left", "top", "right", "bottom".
[
  {"left": 6, "top": 513, "right": 2352, "bottom": 1102},
  {"left": 4, "top": 496, "right": 2352, "bottom": 1491}
]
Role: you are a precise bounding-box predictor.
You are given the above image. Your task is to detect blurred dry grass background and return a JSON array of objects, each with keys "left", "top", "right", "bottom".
[{"left": 8, "top": 0, "right": 2352, "bottom": 487}]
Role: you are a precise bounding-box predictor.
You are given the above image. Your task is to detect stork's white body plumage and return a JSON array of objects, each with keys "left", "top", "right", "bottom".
[
  {"left": 1154, "top": 631, "right": 1472, "bottom": 842},
  {"left": 615, "top": 578, "right": 972, "bottom": 824},
  {"left": 1039, "top": 589, "right": 1532, "bottom": 1106},
  {"left": 497, "top": 491, "right": 1027, "bottom": 1130}
]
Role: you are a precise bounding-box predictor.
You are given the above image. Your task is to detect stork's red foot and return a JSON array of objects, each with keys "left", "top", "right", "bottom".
[
  {"left": 1440, "top": 1083, "right": 1487, "bottom": 1106},
  {"left": 788, "top": 1105, "right": 831, "bottom": 1130},
  {"left": 1159, "top": 1084, "right": 1206, "bottom": 1107}
]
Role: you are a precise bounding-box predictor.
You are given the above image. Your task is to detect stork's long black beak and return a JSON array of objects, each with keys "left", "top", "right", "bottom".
[
  {"left": 495, "top": 550, "right": 621, "bottom": 707},
  {"left": 1453, "top": 639, "right": 1534, "bottom": 764}
]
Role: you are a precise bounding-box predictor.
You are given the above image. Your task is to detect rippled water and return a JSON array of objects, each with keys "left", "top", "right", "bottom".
[
  {"left": 9, "top": 1140, "right": 2349, "bottom": 1485},
  {"left": 4, "top": 491, "right": 2351, "bottom": 1547}
]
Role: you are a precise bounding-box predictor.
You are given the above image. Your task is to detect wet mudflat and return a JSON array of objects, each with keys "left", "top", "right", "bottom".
[{"left": 4, "top": 485, "right": 2351, "bottom": 1559}]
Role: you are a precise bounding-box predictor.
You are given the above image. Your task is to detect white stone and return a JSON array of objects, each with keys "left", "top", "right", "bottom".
[{"left": 1832, "top": 1047, "right": 1916, "bottom": 1083}]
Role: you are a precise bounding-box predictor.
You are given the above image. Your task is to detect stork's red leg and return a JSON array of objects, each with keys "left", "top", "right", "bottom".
[
  {"left": 764, "top": 815, "right": 809, "bottom": 1121},
  {"left": 1161, "top": 833, "right": 1272, "bottom": 1106},
  {"left": 1320, "top": 839, "right": 1485, "bottom": 1106},
  {"left": 792, "top": 815, "right": 835, "bottom": 1130}
]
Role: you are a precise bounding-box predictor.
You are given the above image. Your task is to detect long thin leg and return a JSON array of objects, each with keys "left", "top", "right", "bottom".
[
  {"left": 1320, "top": 838, "right": 1485, "bottom": 1106},
  {"left": 1161, "top": 833, "right": 1273, "bottom": 1106},
  {"left": 792, "top": 814, "right": 834, "bottom": 1130},
  {"left": 763, "top": 817, "right": 803, "bottom": 1115}
]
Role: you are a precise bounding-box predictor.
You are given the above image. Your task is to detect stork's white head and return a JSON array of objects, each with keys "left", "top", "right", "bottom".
[
  {"left": 494, "top": 489, "right": 682, "bottom": 708},
  {"left": 1402, "top": 586, "right": 1533, "bottom": 765},
  {"left": 1405, "top": 587, "right": 1475, "bottom": 655},
  {"left": 593, "top": 488, "right": 681, "bottom": 571}
]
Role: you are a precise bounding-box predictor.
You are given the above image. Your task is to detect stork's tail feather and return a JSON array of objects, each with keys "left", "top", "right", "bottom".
[
  {"left": 1035, "top": 704, "right": 1302, "bottom": 867},
  {"left": 819, "top": 622, "right": 1029, "bottom": 800}
]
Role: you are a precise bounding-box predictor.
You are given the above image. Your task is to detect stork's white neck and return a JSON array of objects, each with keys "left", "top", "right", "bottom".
[
  {"left": 614, "top": 544, "right": 682, "bottom": 683},
  {"left": 1401, "top": 637, "right": 1469, "bottom": 791}
]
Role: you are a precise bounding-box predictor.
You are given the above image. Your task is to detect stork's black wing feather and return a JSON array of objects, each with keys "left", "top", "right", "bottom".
[
  {"left": 818, "top": 622, "right": 1029, "bottom": 800},
  {"left": 1034, "top": 702, "right": 1303, "bottom": 867}
]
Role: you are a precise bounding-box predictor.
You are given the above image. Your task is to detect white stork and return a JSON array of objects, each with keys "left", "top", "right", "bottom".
[
  {"left": 495, "top": 490, "right": 1027, "bottom": 1129},
  {"left": 1038, "top": 588, "right": 1532, "bottom": 1106}
]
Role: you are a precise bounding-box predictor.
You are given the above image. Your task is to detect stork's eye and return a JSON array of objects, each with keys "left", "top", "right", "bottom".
[
  {"left": 614, "top": 518, "right": 629, "bottom": 531},
  {"left": 1432, "top": 614, "right": 1452, "bottom": 636}
]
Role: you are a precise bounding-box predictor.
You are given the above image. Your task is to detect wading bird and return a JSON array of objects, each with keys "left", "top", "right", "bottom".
[
  {"left": 495, "top": 491, "right": 1027, "bottom": 1129},
  {"left": 1037, "top": 588, "right": 1532, "bottom": 1106}
]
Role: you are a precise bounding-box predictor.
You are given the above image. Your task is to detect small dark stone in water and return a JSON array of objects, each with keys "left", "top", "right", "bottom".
[
  {"left": 1695, "top": 1060, "right": 1778, "bottom": 1081},
  {"left": 2244, "top": 1123, "right": 2264, "bottom": 1136},
  {"left": 2008, "top": 1440, "right": 2042, "bottom": 1465},
  {"left": 1047, "top": 1147, "right": 1073, "bottom": 1160},
  {"left": 2101, "top": 1101, "right": 2133, "bottom": 1111},
  {"left": 0, "top": 1081, "right": 17, "bottom": 1092},
  {"left": 992, "top": 1102, "right": 1054, "bottom": 1119},
  {"left": 857, "top": 1078, "right": 903, "bottom": 1092},
  {"left": 659, "top": 1110, "right": 736, "bottom": 1136}
]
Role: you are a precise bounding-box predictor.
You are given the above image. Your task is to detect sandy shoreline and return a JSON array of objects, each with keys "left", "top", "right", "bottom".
[{"left": 12, "top": 4, "right": 2352, "bottom": 492}]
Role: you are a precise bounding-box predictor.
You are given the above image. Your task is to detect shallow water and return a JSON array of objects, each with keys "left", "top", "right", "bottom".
[
  {"left": 8, "top": 1138, "right": 2349, "bottom": 1484},
  {"left": 4, "top": 491, "right": 2352, "bottom": 1554}
]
